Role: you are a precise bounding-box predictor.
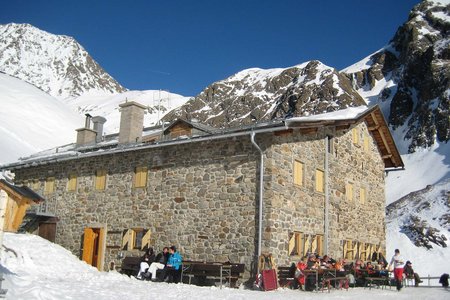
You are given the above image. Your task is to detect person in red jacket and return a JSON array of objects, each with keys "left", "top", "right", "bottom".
[{"left": 295, "top": 256, "right": 307, "bottom": 290}]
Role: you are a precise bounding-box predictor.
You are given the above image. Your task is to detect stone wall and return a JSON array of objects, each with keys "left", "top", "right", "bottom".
[
  {"left": 13, "top": 121, "right": 386, "bottom": 281},
  {"left": 265, "top": 122, "right": 386, "bottom": 265}
]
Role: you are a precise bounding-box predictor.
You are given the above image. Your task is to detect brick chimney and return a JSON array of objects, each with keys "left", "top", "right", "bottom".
[
  {"left": 76, "top": 114, "right": 96, "bottom": 147},
  {"left": 92, "top": 116, "right": 107, "bottom": 143},
  {"left": 118, "top": 101, "right": 146, "bottom": 144}
]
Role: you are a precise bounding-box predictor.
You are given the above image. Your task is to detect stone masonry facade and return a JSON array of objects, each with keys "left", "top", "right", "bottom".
[{"left": 13, "top": 120, "right": 386, "bottom": 281}]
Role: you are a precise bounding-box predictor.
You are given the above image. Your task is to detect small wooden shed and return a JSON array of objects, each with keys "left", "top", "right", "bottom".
[{"left": 0, "top": 179, "right": 44, "bottom": 232}]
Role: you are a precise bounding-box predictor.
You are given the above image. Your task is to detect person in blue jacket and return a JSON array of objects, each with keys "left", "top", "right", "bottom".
[{"left": 159, "top": 246, "right": 182, "bottom": 283}]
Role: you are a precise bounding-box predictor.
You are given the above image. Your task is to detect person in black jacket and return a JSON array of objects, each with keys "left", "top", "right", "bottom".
[
  {"left": 403, "top": 261, "right": 422, "bottom": 287},
  {"left": 148, "top": 247, "right": 169, "bottom": 280}
]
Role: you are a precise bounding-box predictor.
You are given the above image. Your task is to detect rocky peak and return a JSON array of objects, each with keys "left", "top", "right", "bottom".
[
  {"left": 343, "top": 0, "right": 449, "bottom": 153},
  {"left": 164, "top": 60, "right": 366, "bottom": 128},
  {"left": 0, "top": 23, "right": 126, "bottom": 99}
]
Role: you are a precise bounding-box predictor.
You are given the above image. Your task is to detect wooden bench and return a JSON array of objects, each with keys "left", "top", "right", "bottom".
[
  {"left": 120, "top": 256, "right": 141, "bottom": 277},
  {"left": 321, "top": 276, "right": 349, "bottom": 292},
  {"left": 181, "top": 261, "right": 245, "bottom": 288},
  {"left": 364, "top": 276, "right": 391, "bottom": 290},
  {"left": 277, "top": 266, "right": 296, "bottom": 289}
]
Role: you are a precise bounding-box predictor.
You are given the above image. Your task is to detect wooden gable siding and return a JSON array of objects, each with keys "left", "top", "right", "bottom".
[{"left": 169, "top": 122, "right": 192, "bottom": 138}]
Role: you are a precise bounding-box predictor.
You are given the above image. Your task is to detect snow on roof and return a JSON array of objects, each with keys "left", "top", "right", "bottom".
[{"left": 285, "top": 105, "right": 369, "bottom": 123}]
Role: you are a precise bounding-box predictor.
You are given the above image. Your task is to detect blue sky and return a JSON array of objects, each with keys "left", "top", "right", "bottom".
[{"left": 1, "top": 0, "right": 420, "bottom": 96}]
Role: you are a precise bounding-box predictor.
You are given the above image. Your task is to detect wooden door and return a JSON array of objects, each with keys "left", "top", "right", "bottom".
[
  {"left": 82, "top": 227, "right": 105, "bottom": 270},
  {"left": 82, "top": 227, "right": 97, "bottom": 265},
  {"left": 38, "top": 222, "right": 56, "bottom": 242}
]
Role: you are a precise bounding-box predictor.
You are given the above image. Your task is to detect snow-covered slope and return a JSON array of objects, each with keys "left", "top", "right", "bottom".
[
  {"left": 1, "top": 233, "right": 448, "bottom": 300},
  {"left": 0, "top": 72, "right": 83, "bottom": 164},
  {"left": 0, "top": 23, "right": 126, "bottom": 99},
  {"left": 65, "top": 90, "right": 190, "bottom": 134}
]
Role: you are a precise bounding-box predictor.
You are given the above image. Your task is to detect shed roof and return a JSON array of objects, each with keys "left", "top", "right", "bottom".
[{"left": 0, "top": 179, "right": 44, "bottom": 203}]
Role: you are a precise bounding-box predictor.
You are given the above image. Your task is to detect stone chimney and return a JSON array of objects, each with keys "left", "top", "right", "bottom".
[
  {"left": 118, "top": 101, "right": 146, "bottom": 144},
  {"left": 76, "top": 114, "right": 96, "bottom": 147},
  {"left": 92, "top": 116, "right": 107, "bottom": 143}
]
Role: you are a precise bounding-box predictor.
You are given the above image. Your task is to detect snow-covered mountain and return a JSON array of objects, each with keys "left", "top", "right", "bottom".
[
  {"left": 164, "top": 60, "right": 366, "bottom": 128},
  {"left": 0, "top": 23, "right": 126, "bottom": 99},
  {"left": 0, "top": 72, "right": 83, "bottom": 164}
]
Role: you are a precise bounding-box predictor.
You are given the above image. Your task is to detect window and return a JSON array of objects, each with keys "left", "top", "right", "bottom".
[
  {"left": 343, "top": 240, "right": 356, "bottom": 260},
  {"left": 32, "top": 180, "right": 40, "bottom": 190},
  {"left": 134, "top": 166, "right": 148, "bottom": 188},
  {"left": 315, "top": 169, "right": 324, "bottom": 193},
  {"left": 352, "top": 128, "right": 359, "bottom": 145},
  {"left": 95, "top": 170, "right": 106, "bottom": 190},
  {"left": 122, "top": 228, "right": 151, "bottom": 250},
  {"left": 363, "top": 133, "right": 370, "bottom": 152},
  {"left": 327, "top": 135, "right": 334, "bottom": 154},
  {"left": 44, "top": 177, "right": 55, "bottom": 194},
  {"left": 288, "top": 232, "right": 304, "bottom": 256},
  {"left": 67, "top": 174, "right": 77, "bottom": 191},
  {"left": 360, "top": 187, "right": 366, "bottom": 204},
  {"left": 289, "top": 232, "right": 323, "bottom": 257},
  {"left": 345, "top": 183, "right": 353, "bottom": 201},
  {"left": 293, "top": 160, "right": 304, "bottom": 186}
]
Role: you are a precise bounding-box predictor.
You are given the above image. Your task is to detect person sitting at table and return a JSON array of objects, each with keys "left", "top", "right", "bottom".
[
  {"left": 305, "top": 254, "right": 318, "bottom": 291},
  {"left": 159, "top": 245, "right": 183, "bottom": 283},
  {"left": 295, "top": 256, "right": 308, "bottom": 290},
  {"left": 366, "top": 261, "right": 377, "bottom": 276},
  {"left": 320, "top": 255, "right": 333, "bottom": 269},
  {"left": 334, "top": 258, "right": 347, "bottom": 277}
]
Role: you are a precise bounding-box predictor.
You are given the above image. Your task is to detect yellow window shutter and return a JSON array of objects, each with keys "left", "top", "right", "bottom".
[
  {"left": 288, "top": 233, "right": 296, "bottom": 255},
  {"left": 360, "top": 187, "right": 366, "bottom": 204},
  {"left": 352, "top": 128, "right": 359, "bottom": 144},
  {"left": 122, "top": 229, "right": 135, "bottom": 250},
  {"left": 141, "top": 229, "right": 151, "bottom": 250},
  {"left": 303, "top": 234, "right": 311, "bottom": 255},
  {"left": 294, "top": 161, "right": 303, "bottom": 186},
  {"left": 317, "top": 235, "right": 324, "bottom": 256},
  {"left": 296, "top": 233, "right": 304, "bottom": 256},
  {"left": 135, "top": 166, "right": 148, "bottom": 188},
  {"left": 68, "top": 174, "right": 77, "bottom": 191},
  {"left": 363, "top": 133, "right": 369, "bottom": 151},
  {"left": 44, "top": 177, "right": 55, "bottom": 194},
  {"left": 346, "top": 183, "right": 353, "bottom": 201},
  {"left": 95, "top": 170, "right": 106, "bottom": 190},
  {"left": 315, "top": 169, "right": 324, "bottom": 193}
]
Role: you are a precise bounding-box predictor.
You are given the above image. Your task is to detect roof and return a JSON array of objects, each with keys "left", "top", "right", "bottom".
[
  {"left": 163, "top": 118, "right": 216, "bottom": 135},
  {"left": 0, "top": 105, "right": 404, "bottom": 170},
  {"left": 285, "top": 105, "right": 404, "bottom": 169},
  {"left": 0, "top": 179, "right": 44, "bottom": 203}
]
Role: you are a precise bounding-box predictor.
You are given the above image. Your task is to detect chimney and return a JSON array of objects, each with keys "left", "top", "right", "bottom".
[
  {"left": 92, "top": 116, "right": 107, "bottom": 143},
  {"left": 76, "top": 114, "right": 96, "bottom": 147},
  {"left": 118, "top": 101, "right": 146, "bottom": 144}
]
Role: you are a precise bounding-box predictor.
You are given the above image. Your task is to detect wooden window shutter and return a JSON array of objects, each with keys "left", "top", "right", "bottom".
[
  {"left": 141, "top": 229, "right": 151, "bottom": 250},
  {"left": 344, "top": 240, "right": 354, "bottom": 260},
  {"left": 363, "top": 133, "right": 369, "bottom": 152},
  {"left": 316, "top": 235, "right": 324, "bottom": 256},
  {"left": 303, "top": 234, "right": 311, "bottom": 255},
  {"left": 134, "top": 166, "right": 148, "bottom": 188},
  {"left": 122, "top": 229, "right": 135, "bottom": 251},
  {"left": 44, "top": 177, "right": 55, "bottom": 194},
  {"left": 95, "top": 170, "right": 106, "bottom": 190},
  {"left": 293, "top": 161, "right": 303, "bottom": 186},
  {"left": 288, "top": 233, "right": 296, "bottom": 255},
  {"left": 360, "top": 187, "right": 366, "bottom": 204},
  {"left": 358, "top": 242, "right": 366, "bottom": 260},
  {"left": 68, "top": 174, "right": 77, "bottom": 191},
  {"left": 352, "top": 128, "right": 359, "bottom": 144},
  {"left": 296, "top": 233, "right": 304, "bottom": 256},
  {"left": 315, "top": 169, "right": 324, "bottom": 193},
  {"left": 346, "top": 183, "right": 353, "bottom": 201}
]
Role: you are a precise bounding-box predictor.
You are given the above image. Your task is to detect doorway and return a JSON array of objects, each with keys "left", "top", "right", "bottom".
[{"left": 82, "top": 226, "right": 105, "bottom": 270}]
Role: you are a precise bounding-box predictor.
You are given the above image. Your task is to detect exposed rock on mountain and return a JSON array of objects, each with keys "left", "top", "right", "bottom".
[
  {"left": 164, "top": 60, "right": 366, "bottom": 128},
  {"left": 343, "top": 0, "right": 449, "bottom": 153},
  {"left": 0, "top": 23, "right": 126, "bottom": 99},
  {"left": 386, "top": 179, "right": 450, "bottom": 249}
]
